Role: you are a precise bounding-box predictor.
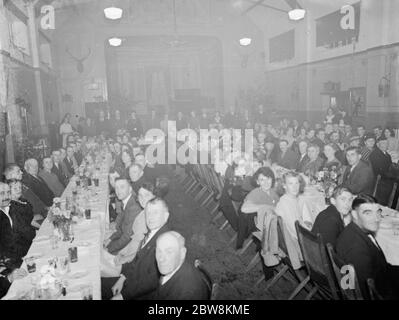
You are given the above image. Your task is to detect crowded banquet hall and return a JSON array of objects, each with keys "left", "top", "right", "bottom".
[{"left": 0, "top": 0, "right": 398, "bottom": 303}]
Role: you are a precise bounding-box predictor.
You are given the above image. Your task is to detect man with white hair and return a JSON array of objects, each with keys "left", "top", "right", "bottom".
[
  {"left": 22, "top": 159, "right": 54, "bottom": 206},
  {"left": 149, "top": 231, "right": 210, "bottom": 300},
  {"left": 3, "top": 164, "right": 47, "bottom": 221}
]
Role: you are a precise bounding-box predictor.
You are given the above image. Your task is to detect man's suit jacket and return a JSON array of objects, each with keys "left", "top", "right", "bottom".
[
  {"left": 52, "top": 162, "right": 68, "bottom": 187},
  {"left": 0, "top": 204, "right": 36, "bottom": 263},
  {"left": 302, "top": 157, "right": 325, "bottom": 177},
  {"left": 341, "top": 160, "right": 375, "bottom": 195},
  {"left": 297, "top": 154, "right": 310, "bottom": 173},
  {"left": 311, "top": 205, "right": 344, "bottom": 249},
  {"left": 121, "top": 224, "right": 170, "bottom": 300},
  {"left": 277, "top": 149, "right": 299, "bottom": 170},
  {"left": 107, "top": 195, "right": 142, "bottom": 255},
  {"left": 10, "top": 199, "right": 34, "bottom": 228},
  {"left": 336, "top": 222, "right": 395, "bottom": 299},
  {"left": 22, "top": 172, "right": 54, "bottom": 207},
  {"left": 63, "top": 157, "right": 76, "bottom": 177},
  {"left": 369, "top": 147, "right": 392, "bottom": 178},
  {"left": 21, "top": 185, "right": 47, "bottom": 218},
  {"left": 38, "top": 169, "right": 65, "bottom": 197},
  {"left": 74, "top": 151, "right": 83, "bottom": 166},
  {"left": 148, "top": 260, "right": 210, "bottom": 300}
]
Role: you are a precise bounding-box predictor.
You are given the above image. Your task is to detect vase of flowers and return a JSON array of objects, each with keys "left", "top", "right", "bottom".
[{"left": 48, "top": 207, "right": 72, "bottom": 242}]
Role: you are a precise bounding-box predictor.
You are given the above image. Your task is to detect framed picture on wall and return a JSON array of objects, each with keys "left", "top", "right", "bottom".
[{"left": 350, "top": 87, "right": 366, "bottom": 117}]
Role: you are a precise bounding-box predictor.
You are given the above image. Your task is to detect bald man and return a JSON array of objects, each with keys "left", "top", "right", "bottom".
[
  {"left": 22, "top": 159, "right": 54, "bottom": 206},
  {"left": 149, "top": 231, "right": 210, "bottom": 300},
  {"left": 101, "top": 198, "right": 170, "bottom": 300}
]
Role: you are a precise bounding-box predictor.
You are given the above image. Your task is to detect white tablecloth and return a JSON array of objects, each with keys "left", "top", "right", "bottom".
[
  {"left": 376, "top": 208, "right": 399, "bottom": 266},
  {"left": 3, "top": 155, "right": 111, "bottom": 300}
]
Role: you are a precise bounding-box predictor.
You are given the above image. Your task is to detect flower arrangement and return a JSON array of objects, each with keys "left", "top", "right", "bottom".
[
  {"left": 315, "top": 166, "right": 340, "bottom": 199},
  {"left": 48, "top": 207, "right": 72, "bottom": 241}
]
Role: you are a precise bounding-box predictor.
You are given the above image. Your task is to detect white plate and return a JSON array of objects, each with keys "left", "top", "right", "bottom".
[
  {"left": 68, "top": 270, "right": 89, "bottom": 279},
  {"left": 32, "top": 235, "right": 50, "bottom": 242}
]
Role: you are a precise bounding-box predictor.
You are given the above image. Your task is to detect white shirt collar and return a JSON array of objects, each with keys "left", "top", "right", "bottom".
[
  {"left": 122, "top": 194, "right": 132, "bottom": 210},
  {"left": 142, "top": 227, "right": 161, "bottom": 248},
  {"left": 161, "top": 262, "right": 183, "bottom": 285},
  {"left": 1, "top": 206, "right": 12, "bottom": 228}
]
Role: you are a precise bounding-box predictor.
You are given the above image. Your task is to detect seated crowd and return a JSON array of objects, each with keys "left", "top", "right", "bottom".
[
  {"left": 0, "top": 105, "right": 398, "bottom": 300},
  {"left": 185, "top": 105, "right": 398, "bottom": 300}
]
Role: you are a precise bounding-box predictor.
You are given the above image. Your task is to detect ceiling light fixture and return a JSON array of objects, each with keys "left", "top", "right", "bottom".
[
  {"left": 104, "top": 6, "right": 123, "bottom": 20},
  {"left": 239, "top": 37, "right": 252, "bottom": 46},
  {"left": 288, "top": 8, "right": 306, "bottom": 21},
  {"left": 108, "top": 37, "right": 122, "bottom": 47}
]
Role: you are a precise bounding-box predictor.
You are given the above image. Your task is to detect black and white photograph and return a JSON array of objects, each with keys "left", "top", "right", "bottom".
[{"left": 0, "top": 0, "right": 399, "bottom": 304}]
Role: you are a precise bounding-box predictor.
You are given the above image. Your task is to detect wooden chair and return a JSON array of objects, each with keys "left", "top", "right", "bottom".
[
  {"left": 256, "top": 217, "right": 310, "bottom": 300},
  {"left": 372, "top": 174, "right": 381, "bottom": 198},
  {"left": 326, "top": 243, "right": 363, "bottom": 300},
  {"left": 294, "top": 221, "right": 341, "bottom": 300},
  {"left": 367, "top": 278, "right": 384, "bottom": 300},
  {"left": 388, "top": 182, "right": 398, "bottom": 208},
  {"left": 195, "top": 259, "right": 219, "bottom": 300}
]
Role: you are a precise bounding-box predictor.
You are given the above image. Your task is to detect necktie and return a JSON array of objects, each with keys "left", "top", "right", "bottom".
[{"left": 141, "top": 231, "right": 151, "bottom": 249}]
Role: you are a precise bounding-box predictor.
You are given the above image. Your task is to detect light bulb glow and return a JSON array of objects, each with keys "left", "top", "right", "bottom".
[
  {"left": 288, "top": 8, "right": 306, "bottom": 21},
  {"left": 239, "top": 37, "right": 252, "bottom": 46},
  {"left": 109, "top": 37, "right": 122, "bottom": 46},
  {"left": 104, "top": 7, "right": 123, "bottom": 20}
]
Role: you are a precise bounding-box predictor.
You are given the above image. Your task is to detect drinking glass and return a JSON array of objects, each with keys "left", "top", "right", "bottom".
[
  {"left": 50, "top": 234, "right": 59, "bottom": 249},
  {"left": 81, "top": 284, "right": 93, "bottom": 300},
  {"left": 25, "top": 257, "right": 36, "bottom": 273},
  {"left": 85, "top": 208, "right": 91, "bottom": 220},
  {"left": 68, "top": 247, "right": 78, "bottom": 263}
]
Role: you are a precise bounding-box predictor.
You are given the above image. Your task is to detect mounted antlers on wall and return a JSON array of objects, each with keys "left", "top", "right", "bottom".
[{"left": 65, "top": 47, "right": 91, "bottom": 73}]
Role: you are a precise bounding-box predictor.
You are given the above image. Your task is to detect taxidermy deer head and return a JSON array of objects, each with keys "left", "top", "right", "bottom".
[{"left": 65, "top": 47, "right": 91, "bottom": 73}]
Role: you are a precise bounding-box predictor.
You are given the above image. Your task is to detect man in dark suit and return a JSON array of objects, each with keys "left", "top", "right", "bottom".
[
  {"left": 149, "top": 231, "right": 209, "bottom": 300},
  {"left": 199, "top": 109, "right": 210, "bottom": 130},
  {"left": 63, "top": 146, "right": 77, "bottom": 177},
  {"left": 0, "top": 253, "right": 28, "bottom": 299},
  {"left": 314, "top": 129, "right": 326, "bottom": 152},
  {"left": 312, "top": 187, "right": 353, "bottom": 248},
  {"left": 104, "top": 178, "right": 142, "bottom": 255},
  {"left": 253, "top": 104, "right": 267, "bottom": 126},
  {"left": 342, "top": 147, "right": 375, "bottom": 195},
  {"left": 223, "top": 108, "right": 240, "bottom": 129},
  {"left": 128, "top": 164, "right": 148, "bottom": 195},
  {"left": 0, "top": 183, "right": 36, "bottom": 264},
  {"left": 336, "top": 194, "right": 399, "bottom": 299},
  {"left": 51, "top": 150, "right": 68, "bottom": 187},
  {"left": 22, "top": 159, "right": 54, "bottom": 207},
  {"left": 74, "top": 140, "right": 83, "bottom": 166},
  {"left": 301, "top": 144, "right": 325, "bottom": 177},
  {"left": 369, "top": 137, "right": 395, "bottom": 206},
  {"left": 276, "top": 139, "right": 299, "bottom": 170},
  {"left": 297, "top": 140, "right": 310, "bottom": 172},
  {"left": 101, "top": 197, "right": 170, "bottom": 300},
  {"left": 3, "top": 164, "right": 47, "bottom": 221}
]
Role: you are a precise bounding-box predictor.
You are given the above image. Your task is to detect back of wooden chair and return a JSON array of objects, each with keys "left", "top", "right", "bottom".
[
  {"left": 295, "top": 221, "right": 340, "bottom": 300},
  {"left": 367, "top": 278, "right": 384, "bottom": 300},
  {"left": 326, "top": 243, "right": 363, "bottom": 300},
  {"left": 372, "top": 174, "right": 382, "bottom": 198},
  {"left": 194, "top": 259, "right": 218, "bottom": 300},
  {"left": 276, "top": 216, "right": 294, "bottom": 269},
  {"left": 388, "top": 182, "right": 398, "bottom": 208}
]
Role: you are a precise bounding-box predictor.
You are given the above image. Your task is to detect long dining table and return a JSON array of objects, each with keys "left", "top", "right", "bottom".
[{"left": 3, "top": 153, "right": 112, "bottom": 300}]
